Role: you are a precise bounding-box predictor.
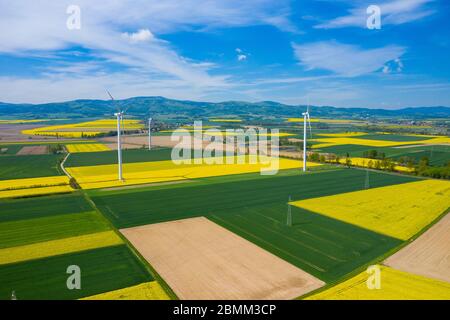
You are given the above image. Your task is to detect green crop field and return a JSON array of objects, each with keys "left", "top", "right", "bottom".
[
  {"left": 355, "top": 134, "right": 431, "bottom": 142},
  {"left": 65, "top": 148, "right": 174, "bottom": 167},
  {"left": 209, "top": 204, "right": 401, "bottom": 282},
  {"left": 64, "top": 147, "right": 221, "bottom": 167},
  {"left": 92, "top": 168, "right": 412, "bottom": 282},
  {"left": 0, "top": 193, "right": 93, "bottom": 223},
  {"left": 0, "top": 245, "right": 152, "bottom": 300},
  {"left": 0, "top": 145, "right": 22, "bottom": 155},
  {"left": 0, "top": 211, "right": 111, "bottom": 249},
  {"left": 318, "top": 144, "right": 408, "bottom": 157},
  {"left": 92, "top": 168, "right": 417, "bottom": 228},
  {"left": 392, "top": 149, "right": 450, "bottom": 166},
  {"left": 0, "top": 154, "right": 64, "bottom": 180},
  {"left": 317, "top": 144, "right": 450, "bottom": 166},
  {"left": 317, "top": 144, "right": 381, "bottom": 155}
]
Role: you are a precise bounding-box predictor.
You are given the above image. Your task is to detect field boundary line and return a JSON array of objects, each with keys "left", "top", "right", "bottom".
[{"left": 60, "top": 152, "right": 72, "bottom": 179}]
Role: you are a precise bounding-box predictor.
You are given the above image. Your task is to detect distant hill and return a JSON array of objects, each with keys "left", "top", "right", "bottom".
[{"left": 0, "top": 97, "right": 449, "bottom": 120}]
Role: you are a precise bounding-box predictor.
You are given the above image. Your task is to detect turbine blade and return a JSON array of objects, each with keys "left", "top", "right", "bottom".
[
  {"left": 106, "top": 90, "right": 114, "bottom": 101},
  {"left": 106, "top": 90, "right": 121, "bottom": 114}
]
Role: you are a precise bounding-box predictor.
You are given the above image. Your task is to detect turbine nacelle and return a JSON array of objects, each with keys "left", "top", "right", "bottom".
[{"left": 302, "top": 104, "right": 312, "bottom": 172}]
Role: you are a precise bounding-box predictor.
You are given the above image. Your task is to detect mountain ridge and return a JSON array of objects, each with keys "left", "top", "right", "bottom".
[{"left": 0, "top": 96, "right": 449, "bottom": 119}]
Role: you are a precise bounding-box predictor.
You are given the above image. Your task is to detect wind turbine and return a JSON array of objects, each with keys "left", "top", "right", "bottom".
[
  {"left": 302, "top": 102, "right": 312, "bottom": 172},
  {"left": 148, "top": 116, "right": 152, "bottom": 151},
  {"left": 107, "top": 90, "right": 123, "bottom": 181}
]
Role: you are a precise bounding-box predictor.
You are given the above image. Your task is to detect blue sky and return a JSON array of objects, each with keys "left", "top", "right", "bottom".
[{"left": 0, "top": 0, "right": 449, "bottom": 108}]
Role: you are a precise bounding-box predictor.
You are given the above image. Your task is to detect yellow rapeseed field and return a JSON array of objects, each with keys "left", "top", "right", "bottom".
[
  {"left": 311, "top": 137, "right": 406, "bottom": 148},
  {"left": 310, "top": 143, "right": 336, "bottom": 149},
  {"left": 287, "top": 118, "right": 364, "bottom": 124},
  {"left": 0, "top": 176, "right": 70, "bottom": 191},
  {"left": 339, "top": 157, "right": 414, "bottom": 173},
  {"left": 0, "top": 231, "right": 123, "bottom": 265},
  {"left": 66, "top": 143, "right": 111, "bottom": 153},
  {"left": 202, "top": 131, "right": 294, "bottom": 137},
  {"left": 305, "top": 266, "right": 450, "bottom": 300},
  {"left": 311, "top": 136, "right": 450, "bottom": 149},
  {"left": 0, "top": 185, "right": 73, "bottom": 199},
  {"left": 67, "top": 156, "right": 317, "bottom": 189},
  {"left": 73, "top": 119, "right": 142, "bottom": 129},
  {"left": 22, "top": 119, "right": 143, "bottom": 138},
  {"left": 419, "top": 136, "right": 450, "bottom": 144},
  {"left": 290, "top": 179, "right": 450, "bottom": 240},
  {"left": 257, "top": 132, "right": 294, "bottom": 137},
  {"left": 81, "top": 281, "right": 170, "bottom": 300},
  {"left": 316, "top": 132, "right": 368, "bottom": 137},
  {"left": 0, "top": 176, "right": 73, "bottom": 199}
]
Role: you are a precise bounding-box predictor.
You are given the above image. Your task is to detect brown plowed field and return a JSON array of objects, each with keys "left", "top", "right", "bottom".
[{"left": 121, "top": 217, "right": 324, "bottom": 300}]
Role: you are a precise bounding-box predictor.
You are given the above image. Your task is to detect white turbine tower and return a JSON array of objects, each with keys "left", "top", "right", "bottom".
[
  {"left": 148, "top": 117, "right": 152, "bottom": 151},
  {"left": 302, "top": 103, "right": 312, "bottom": 172},
  {"left": 107, "top": 90, "right": 123, "bottom": 181}
]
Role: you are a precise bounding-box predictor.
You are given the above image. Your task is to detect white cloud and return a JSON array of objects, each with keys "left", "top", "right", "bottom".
[
  {"left": 292, "top": 41, "right": 406, "bottom": 77},
  {"left": 316, "top": 0, "right": 435, "bottom": 29},
  {"left": 122, "top": 29, "right": 154, "bottom": 42},
  {"left": 0, "top": 0, "right": 293, "bottom": 102},
  {"left": 382, "top": 58, "right": 404, "bottom": 74},
  {"left": 237, "top": 54, "right": 247, "bottom": 61},
  {"left": 251, "top": 75, "right": 336, "bottom": 85},
  {"left": 235, "top": 48, "right": 249, "bottom": 62}
]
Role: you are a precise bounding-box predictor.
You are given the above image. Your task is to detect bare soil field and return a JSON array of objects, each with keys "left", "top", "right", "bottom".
[
  {"left": 16, "top": 145, "right": 49, "bottom": 155},
  {"left": 384, "top": 212, "right": 450, "bottom": 284},
  {"left": 279, "top": 150, "right": 302, "bottom": 159},
  {"left": 0, "top": 124, "right": 58, "bottom": 142},
  {"left": 393, "top": 144, "right": 450, "bottom": 149},
  {"left": 100, "top": 135, "right": 182, "bottom": 148},
  {"left": 121, "top": 217, "right": 324, "bottom": 300},
  {"left": 101, "top": 135, "right": 239, "bottom": 152}
]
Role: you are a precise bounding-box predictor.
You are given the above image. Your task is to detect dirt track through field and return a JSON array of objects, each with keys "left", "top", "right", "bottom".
[
  {"left": 384, "top": 212, "right": 450, "bottom": 284},
  {"left": 121, "top": 217, "right": 324, "bottom": 300}
]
